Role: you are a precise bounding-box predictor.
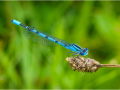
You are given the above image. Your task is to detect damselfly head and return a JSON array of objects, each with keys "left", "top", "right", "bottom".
[
  {"left": 83, "top": 48, "right": 88, "bottom": 52},
  {"left": 80, "top": 48, "right": 88, "bottom": 55}
]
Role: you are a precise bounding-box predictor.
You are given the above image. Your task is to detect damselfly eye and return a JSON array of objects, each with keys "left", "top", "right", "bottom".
[{"left": 83, "top": 48, "right": 88, "bottom": 52}]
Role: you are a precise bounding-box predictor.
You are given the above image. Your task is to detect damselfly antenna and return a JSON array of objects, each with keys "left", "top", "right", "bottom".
[{"left": 87, "top": 55, "right": 92, "bottom": 59}]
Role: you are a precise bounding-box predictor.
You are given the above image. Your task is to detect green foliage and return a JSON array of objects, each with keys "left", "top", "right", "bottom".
[{"left": 0, "top": 1, "right": 120, "bottom": 89}]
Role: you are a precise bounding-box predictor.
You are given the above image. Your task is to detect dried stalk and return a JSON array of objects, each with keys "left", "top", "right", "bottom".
[
  {"left": 66, "top": 56, "right": 120, "bottom": 73},
  {"left": 100, "top": 64, "right": 120, "bottom": 68}
]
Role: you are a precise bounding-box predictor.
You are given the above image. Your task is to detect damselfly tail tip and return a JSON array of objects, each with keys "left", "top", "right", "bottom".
[
  {"left": 10, "top": 19, "right": 21, "bottom": 26},
  {"left": 11, "top": 19, "right": 14, "bottom": 22}
]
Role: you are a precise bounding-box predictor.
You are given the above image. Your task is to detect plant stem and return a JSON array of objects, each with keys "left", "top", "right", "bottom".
[{"left": 100, "top": 64, "right": 120, "bottom": 68}]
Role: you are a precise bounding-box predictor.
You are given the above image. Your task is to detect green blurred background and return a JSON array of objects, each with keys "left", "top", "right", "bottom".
[{"left": 0, "top": 1, "right": 120, "bottom": 89}]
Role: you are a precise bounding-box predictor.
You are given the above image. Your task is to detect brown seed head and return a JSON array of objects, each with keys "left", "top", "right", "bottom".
[{"left": 66, "top": 57, "right": 101, "bottom": 73}]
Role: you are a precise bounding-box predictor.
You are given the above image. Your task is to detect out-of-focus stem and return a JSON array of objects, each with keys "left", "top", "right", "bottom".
[{"left": 100, "top": 64, "right": 120, "bottom": 68}]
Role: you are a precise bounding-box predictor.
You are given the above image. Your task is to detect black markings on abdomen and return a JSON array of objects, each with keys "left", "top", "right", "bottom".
[
  {"left": 20, "top": 23, "right": 27, "bottom": 28},
  {"left": 64, "top": 44, "right": 67, "bottom": 47},
  {"left": 36, "top": 31, "right": 39, "bottom": 34},
  {"left": 45, "top": 36, "right": 48, "bottom": 38},
  {"left": 55, "top": 41, "right": 58, "bottom": 43}
]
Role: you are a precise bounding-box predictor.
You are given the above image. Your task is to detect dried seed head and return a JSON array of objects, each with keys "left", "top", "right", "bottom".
[
  {"left": 66, "top": 57, "right": 101, "bottom": 73},
  {"left": 66, "top": 57, "right": 120, "bottom": 73}
]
